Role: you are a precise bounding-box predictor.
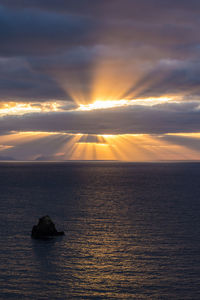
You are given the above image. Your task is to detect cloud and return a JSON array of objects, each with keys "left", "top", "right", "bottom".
[
  {"left": 2, "top": 1, "right": 200, "bottom": 19},
  {"left": 0, "top": 102, "right": 199, "bottom": 135},
  {"left": 0, "top": 1, "right": 200, "bottom": 102},
  {"left": 0, "top": 155, "right": 15, "bottom": 160},
  {"left": 0, "top": 5, "right": 98, "bottom": 56},
  {"left": 0, "top": 57, "right": 67, "bottom": 101},
  {"left": 0, "top": 0, "right": 200, "bottom": 149}
]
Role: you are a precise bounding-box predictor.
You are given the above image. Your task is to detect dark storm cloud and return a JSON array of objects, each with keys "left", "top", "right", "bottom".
[
  {"left": 0, "top": 4, "right": 99, "bottom": 100},
  {"left": 0, "top": 57, "right": 67, "bottom": 101},
  {"left": 2, "top": 0, "right": 200, "bottom": 20},
  {"left": 0, "top": 102, "right": 200, "bottom": 135},
  {"left": 0, "top": 0, "right": 200, "bottom": 56},
  {"left": 0, "top": 5, "right": 98, "bottom": 56}
]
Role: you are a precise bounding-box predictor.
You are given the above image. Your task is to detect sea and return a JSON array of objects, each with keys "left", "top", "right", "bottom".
[{"left": 0, "top": 162, "right": 200, "bottom": 299}]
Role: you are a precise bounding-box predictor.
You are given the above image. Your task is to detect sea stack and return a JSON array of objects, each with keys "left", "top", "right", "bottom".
[{"left": 31, "top": 215, "right": 64, "bottom": 238}]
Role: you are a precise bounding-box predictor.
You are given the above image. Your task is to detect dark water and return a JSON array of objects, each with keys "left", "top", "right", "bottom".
[{"left": 0, "top": 162, "right": 200, "bottom": 299}]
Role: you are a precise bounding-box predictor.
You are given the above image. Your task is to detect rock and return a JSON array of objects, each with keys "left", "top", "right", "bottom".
[{"left": 31, "top": 215, "right": 64, "bottom": 238}]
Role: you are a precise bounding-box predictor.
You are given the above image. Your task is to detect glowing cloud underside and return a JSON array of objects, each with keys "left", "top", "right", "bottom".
[
  {"left": 0, "top": 97, "right": 175, "bottom": 116},
  {"left": 78, "top": 97, "right": 173, "bottom": 111},
  {"left": 0, "top": 101, "right": 62, "bottom": 116}
]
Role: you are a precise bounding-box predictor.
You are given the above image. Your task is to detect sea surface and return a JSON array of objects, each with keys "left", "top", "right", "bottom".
[{"left": 0, "top": 162, "right": 200, "bottom": 299}]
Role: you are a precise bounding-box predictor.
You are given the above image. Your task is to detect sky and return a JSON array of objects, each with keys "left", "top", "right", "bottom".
[{"left": 1, "top": 0, "right": 200, "bottom": 161}]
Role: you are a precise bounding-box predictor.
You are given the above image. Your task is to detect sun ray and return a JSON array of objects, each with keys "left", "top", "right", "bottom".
[{"left": 1, "top": 131, "right": 200, "bottom": 161}]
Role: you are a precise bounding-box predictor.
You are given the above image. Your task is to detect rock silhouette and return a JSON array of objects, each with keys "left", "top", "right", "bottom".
[{"left": 31, "top": 215, "right": 64, "bottom": 238}]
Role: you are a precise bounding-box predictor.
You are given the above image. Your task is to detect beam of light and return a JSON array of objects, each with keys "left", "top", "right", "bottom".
[
  {"left": 63, "top": 133, "right": 200, "bottom": 161},
  {"left": 72, "top": 142, "right": 115, "bottom": 160},
  {"left": 46, "top": 29, "right": 180, "bottom": 109},
  {"left": 89, "top": 21, "right": 175, "bottom": 106},
  {"left": 41, "top": 0, "right": 186, "bottom": 111},
  {"left": 56, "top": 134, "right": 83, "bottom": 160},
  {"left": 1, "top": 131, "right": 200, "bottom": 161}
]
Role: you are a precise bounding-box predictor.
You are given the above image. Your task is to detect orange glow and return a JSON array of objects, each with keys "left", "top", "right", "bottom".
[
  {"left": 0, "top": 96, "right": 175, "bottom": 116},
  {"left": 47, "top": 27, "right": 179, "bottom": 108},
  {"left": 165, "top": 132, "right": 200, "bottom": 138},
  {"left": 59, "top": 133, "right": 200, "bottom": 161},
  {"left": 1, "top": 131, "right": 200, "bottom": 161},
  {"left": 77, "top": 97, "right": 173, "bottom": 111},
  {"left": 0, "top": 144, "right": 13, "bottom": 151},
  {"left": 0, "top": 101, "right": 65, "bottom": 116}
]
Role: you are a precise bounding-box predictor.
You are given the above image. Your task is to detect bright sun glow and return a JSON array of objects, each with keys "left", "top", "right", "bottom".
[
  {"left": 78, "top": 97, "right": 174, "bottom": 111},
  {"left": 0, "top": 97, "right": 175, "bottom": 116}
]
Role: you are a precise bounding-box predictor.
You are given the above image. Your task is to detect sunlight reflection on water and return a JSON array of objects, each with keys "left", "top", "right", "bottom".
[{"left": 0, "top": 162, "right": 200, "bottom": 299}]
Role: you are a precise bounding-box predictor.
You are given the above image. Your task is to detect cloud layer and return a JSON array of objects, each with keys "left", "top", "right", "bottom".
[
  {"left": 1, "top": 1, "right": 200, "bottom": 102},
  {"left": 0, "top": 102, "right": 199, "bottom": 135},
  {"left": 1, "top": 1, "right": 200, "bottom": 160}
]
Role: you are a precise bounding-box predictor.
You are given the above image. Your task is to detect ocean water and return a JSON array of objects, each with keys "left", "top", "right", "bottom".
[{"left": 0, "top": 162, "right": 200, "bottom": 299}]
